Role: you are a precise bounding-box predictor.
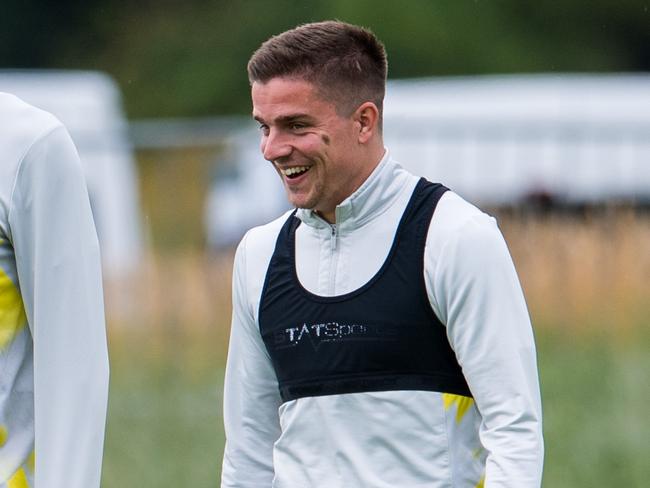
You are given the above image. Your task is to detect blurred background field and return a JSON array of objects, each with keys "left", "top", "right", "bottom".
[{"left": 3, "top": 1, "right": 650, "bottom": 486}]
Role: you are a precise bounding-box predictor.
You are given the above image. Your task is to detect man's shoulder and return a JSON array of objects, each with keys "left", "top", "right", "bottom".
[
  {"left": 428, "top": 189, "right": 499, "bottom": 251},
  {"left": 0, "top": 93, "right": 64, "bottom": 176},
  {"left": 0, "top": 93, "right": 62, "bottom": 146},
  {"left": 434, "top": 190, "right": 488, "bottom": 228},
  {"left": 0, "top": 94, "right": 64, "bottom": 231},
  {"left": 238, "top": 210, "right": 294, "bottom": 260}
]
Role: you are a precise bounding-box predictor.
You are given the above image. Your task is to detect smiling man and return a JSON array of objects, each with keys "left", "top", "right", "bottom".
[{"left": 221, "top": 21, "right": 543, "bottom": 488}]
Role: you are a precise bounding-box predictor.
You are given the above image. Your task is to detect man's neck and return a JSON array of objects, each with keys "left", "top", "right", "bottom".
[{"left": 315, "top": 145, "right": 387, "bottom": 224}]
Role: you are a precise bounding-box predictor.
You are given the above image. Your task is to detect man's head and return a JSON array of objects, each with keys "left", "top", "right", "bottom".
[
  {"left": 249, "top": 21, "right": 388, "bottom": 223},
  {"left": 248, "top": 20, "right": 387, "bottom": 118}
]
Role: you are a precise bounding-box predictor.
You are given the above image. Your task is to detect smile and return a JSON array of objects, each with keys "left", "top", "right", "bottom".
[{"left": 281, "top": 166, "right": 311, "bottom": 179}]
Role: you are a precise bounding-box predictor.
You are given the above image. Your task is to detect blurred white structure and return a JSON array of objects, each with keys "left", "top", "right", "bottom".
[
  {"left": 0, "top": 70, "right": 143, "bottom": 279},
  {"left": 200, "top": 73, "right": 650, "bottom": 247},
  {"left": 384, "top": 74, "right": 650, "bottom": 206},
  {"left": 204, "top": 128, "right": 289, "bottom": 249}
]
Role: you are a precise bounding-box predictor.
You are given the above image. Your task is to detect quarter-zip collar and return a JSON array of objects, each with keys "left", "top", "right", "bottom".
[{"left": 297, "top": 149, "right": 411, "bottom": 230}]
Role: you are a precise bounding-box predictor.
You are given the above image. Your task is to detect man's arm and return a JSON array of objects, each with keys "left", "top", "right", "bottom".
[
  {"left": 221, "top": 233, "right": 282, "bottom": 487},
  {"left": 9, "top": 124, "right": 109, "bottom": 487},
  {"left": 428, "top": 209, "right": 544, "bottom": 487}
]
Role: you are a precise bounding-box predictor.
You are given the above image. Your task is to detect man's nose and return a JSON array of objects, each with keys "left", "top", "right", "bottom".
[{"left": 261, "top": 129, "right": 292, "bottom": 162}]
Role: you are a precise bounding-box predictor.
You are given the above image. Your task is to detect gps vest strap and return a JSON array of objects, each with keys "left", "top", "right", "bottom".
[{"left": 258, "top": 178, "right": 472, "bottom": 402}]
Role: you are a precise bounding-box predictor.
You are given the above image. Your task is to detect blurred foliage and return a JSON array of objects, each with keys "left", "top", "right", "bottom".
[
  {"left": 137, "top": 147, "right": 216, "bottom": 250},
  {"left": 537, "top": 328, "right": 650, "bottom": 487},
  {"left": 2, "top": 0, "right": 649, "bottom": 117},
  {"left": 104, "top": 326, "right": 226, "bottom": 487}
]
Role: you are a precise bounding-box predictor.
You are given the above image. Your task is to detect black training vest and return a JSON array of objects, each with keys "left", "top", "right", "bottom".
[{"left": 259, "top": 178, "right": 471, "bottom": 403}]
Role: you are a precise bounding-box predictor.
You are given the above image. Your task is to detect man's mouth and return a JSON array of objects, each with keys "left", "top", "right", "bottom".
[{"left": 280, "top": 166, "right": 311, "bottom": 179}]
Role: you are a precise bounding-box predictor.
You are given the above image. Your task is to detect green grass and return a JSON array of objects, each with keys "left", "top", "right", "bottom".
[
  {"left": 538, "top": 329, "right": 650, "bottom": 487},
  {"left": 101, "top": 327, "right": 649, "bottom": 487},
  {"left": 102, "top": 329, "right": 226, "bottom": 487}
]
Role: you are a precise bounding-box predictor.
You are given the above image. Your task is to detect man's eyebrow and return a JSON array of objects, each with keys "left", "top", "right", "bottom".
[
  {"left": 253, "top": 113, "right": 314, "bottom": 124},
  {"left": 278, "top": 113, "right": 312, "bottom": 123}
]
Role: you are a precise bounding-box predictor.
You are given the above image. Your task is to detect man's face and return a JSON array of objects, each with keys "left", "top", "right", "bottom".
[{"left": 252, "top": 77, "right": 363, "bottom": 221}]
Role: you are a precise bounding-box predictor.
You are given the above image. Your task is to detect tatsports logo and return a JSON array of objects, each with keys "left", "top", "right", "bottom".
[{"left": 273, "top": 321, "right": 399, "bottom": 350}]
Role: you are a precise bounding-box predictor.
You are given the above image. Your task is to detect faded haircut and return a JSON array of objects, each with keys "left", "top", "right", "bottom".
[{"left": 248, "top": 20, "right": 387, "bottom": 117}]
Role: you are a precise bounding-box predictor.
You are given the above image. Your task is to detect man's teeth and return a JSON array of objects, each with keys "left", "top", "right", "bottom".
[{"left": 282, "top": 166, "right": 310, "bottom": 176}]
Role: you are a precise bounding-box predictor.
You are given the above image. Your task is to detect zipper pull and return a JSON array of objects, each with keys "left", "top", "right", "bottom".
[{"left": 330, "top": 224, "right": 337, "bottom": 251}]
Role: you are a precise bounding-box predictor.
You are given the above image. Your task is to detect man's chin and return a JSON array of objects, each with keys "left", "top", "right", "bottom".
[
  {"left": 290, "top": 202, "right": 314, "bottom": 210},
  {"left": 284, "top": 193, "right": 315, "bottom": 210}
]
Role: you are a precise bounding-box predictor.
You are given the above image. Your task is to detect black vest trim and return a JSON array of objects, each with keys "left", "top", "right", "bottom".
[
  {"left": 281, "top": 372, "right": 473, "bottom": 402},
  {"left": 259, "top": 179, "right": 472, "bottom": 402}
]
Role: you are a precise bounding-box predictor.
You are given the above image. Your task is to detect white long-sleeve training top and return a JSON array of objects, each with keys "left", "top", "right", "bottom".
[
  {"left": 0, "top": 93, "right": 109, "bottom": 487},
  {"left": 222, "top": 151, "right": 543, "bottom": 488}
]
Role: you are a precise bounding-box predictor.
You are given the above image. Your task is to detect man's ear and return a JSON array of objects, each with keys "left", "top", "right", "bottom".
[{"left": 354, "top": 102, "right": 380, "bottom": 144}]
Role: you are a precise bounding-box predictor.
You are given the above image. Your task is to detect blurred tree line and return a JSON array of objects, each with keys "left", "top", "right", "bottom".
[{"left": 2, "top": 0, "right": 649, "bottom": 118}]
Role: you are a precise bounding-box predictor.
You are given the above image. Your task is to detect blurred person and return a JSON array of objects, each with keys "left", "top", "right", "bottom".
[
  {"left": 0, "top": 93, "right": 109, "bottom": 487},
  {"left": 222, "top": 21, "right": 543, "bottom": 488}
]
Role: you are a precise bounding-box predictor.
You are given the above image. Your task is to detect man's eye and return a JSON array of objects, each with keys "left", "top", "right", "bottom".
[
  {"left": 259, "top": 124, "right": 270, "bottom": 136},
  {"left": 291, "top": 123, "right": 306, "bottom": 131}
]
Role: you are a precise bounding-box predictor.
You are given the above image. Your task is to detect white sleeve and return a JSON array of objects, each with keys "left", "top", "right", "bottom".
[
  {"left": 427, "top": 212, "right": 544, "bottom": 488},
  {"left": 9, "top": 125, "right": 109, "bottom": 488},
  {"left": 221, "top": 233, "right": 282, "bottom": 488}
]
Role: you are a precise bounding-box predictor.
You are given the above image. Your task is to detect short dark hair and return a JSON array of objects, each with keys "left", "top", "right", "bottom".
[{"left": 248, "top": 20, "right": 387, "bottom": 117}]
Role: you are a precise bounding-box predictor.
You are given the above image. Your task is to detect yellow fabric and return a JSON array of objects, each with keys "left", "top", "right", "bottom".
[
  {"left": 0, "top": 425, "right": 7, "bottom": 446},
  {"left": 476, "top": 475, "right": 485, "bottom": 488},
  {"left": 26, "top": 451, "right": 35, "bottom": 474},
  {"left": 0, "top": 269, "right": 27, "bottom": 349},
  {"left": 7, "top": 468, "right": 29, "bottom": 488},
  {"left": 442, "top": 393, "right": 474, "bottom": 423}
]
